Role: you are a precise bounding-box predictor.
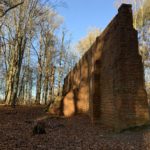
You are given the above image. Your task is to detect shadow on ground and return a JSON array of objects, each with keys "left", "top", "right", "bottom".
[{"left": 0, "top": 106, "right": 150, "bottom": 150}]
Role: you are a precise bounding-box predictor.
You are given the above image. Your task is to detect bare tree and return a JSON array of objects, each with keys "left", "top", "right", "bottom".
[
  {"left": 76, "top": 27, "right": 101, "bottom": 56},
  {"left": 0, "top": 0, "right": 78, "bottom": 108}
]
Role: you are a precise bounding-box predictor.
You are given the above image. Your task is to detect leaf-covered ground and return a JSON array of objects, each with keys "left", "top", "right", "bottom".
[{"left": 0, "top": 105, "right": 150, "bottom": 150}]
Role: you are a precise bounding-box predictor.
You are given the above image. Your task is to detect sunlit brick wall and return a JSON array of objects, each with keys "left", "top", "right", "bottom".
[{"left": 60, "top": 4, "right": 150, "bottom": 131}]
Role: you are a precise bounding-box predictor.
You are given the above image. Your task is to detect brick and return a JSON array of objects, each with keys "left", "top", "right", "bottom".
[{"left": 59, "top": 4, "right": 150, "bottom": 131}]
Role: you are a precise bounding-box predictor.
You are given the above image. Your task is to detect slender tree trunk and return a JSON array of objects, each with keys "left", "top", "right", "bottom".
[
  {"left": 48, "top": 65, "right": 55, "bottom": 102},
  {"left": 36, "top": 71, "right": 42, "bottom": 104},
  {"left": 36, "top": 34, "right": 43, "bottom": 104},
  {"left": 11, "top": 36, "right": 26, "bottom": 107},
  {"left": 42, "top": 33, "right": 53, "bottom": 105},
  {"left": 57, "top": 31, "right": 65, "bottom": 97},
  {"left": 18, "top": 71, "right": 25, "bottom": 103},
  {"left": 5, "top": 35, "right": 26, "bottom": 107}
]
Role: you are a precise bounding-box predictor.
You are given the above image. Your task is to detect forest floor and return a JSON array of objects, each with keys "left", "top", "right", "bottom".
[{"left": 0, "top": 105, "right": 150, "bottom": 150}]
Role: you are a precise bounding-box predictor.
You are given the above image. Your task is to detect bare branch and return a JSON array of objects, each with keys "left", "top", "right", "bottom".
[{"left": 0, "top": 1, "right": 24, "bottom": 17}]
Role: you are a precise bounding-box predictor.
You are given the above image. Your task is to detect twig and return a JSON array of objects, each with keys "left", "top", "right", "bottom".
[{"left": 0, "top": 1, "right": 24, "bottom": 17}]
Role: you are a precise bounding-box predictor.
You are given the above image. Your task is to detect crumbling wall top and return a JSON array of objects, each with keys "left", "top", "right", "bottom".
[{"left": 118, "top": 3, "right": 132, "bottom": 13}]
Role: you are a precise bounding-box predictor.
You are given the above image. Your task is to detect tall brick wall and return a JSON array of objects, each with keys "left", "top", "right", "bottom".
[{"left": 60, "top": 4, "right": 150, "bottom": 131}]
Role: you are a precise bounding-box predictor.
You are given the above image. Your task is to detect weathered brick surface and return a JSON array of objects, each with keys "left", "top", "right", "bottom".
[{"left": 60, "top": 4, "right": 150, "bottom": 131}]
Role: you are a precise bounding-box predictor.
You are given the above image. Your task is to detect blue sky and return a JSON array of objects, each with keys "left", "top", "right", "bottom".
[{"left": 57, "top": 0, "right": 118, "bottom": 43}]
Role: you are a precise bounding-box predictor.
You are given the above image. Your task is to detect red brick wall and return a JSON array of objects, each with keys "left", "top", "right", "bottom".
[{"left": 60, "top": 4, "right": 150, "bottom": 131}]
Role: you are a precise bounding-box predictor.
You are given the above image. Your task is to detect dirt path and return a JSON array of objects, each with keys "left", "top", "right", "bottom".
[{"left": 0, "top": 106, "right": 150, "bottom": 150}]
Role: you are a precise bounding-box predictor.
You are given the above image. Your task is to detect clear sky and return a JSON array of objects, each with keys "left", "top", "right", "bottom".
[{"left": 57, "top": 0, "right": 118, "bottom": 43}]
